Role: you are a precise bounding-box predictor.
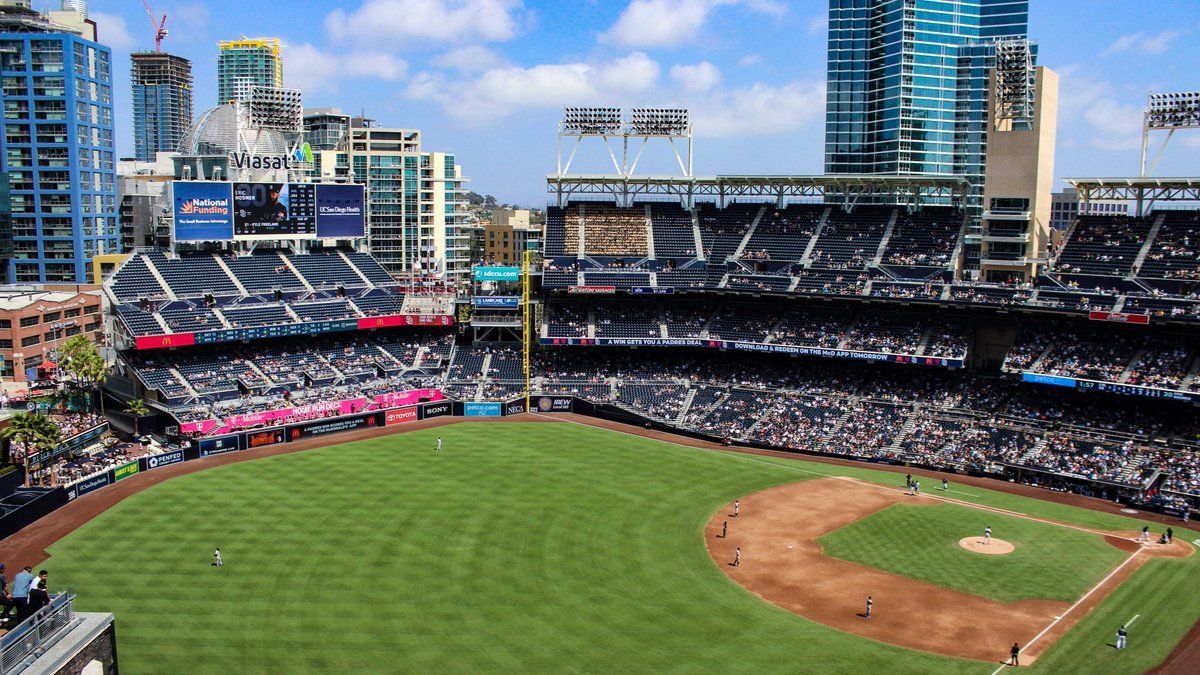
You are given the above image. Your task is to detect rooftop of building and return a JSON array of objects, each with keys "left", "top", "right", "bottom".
[{"left": 0, "top": 285, "right": 101, "bottom": 312}]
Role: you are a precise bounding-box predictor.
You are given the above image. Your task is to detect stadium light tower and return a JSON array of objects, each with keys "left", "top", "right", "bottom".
[
  {"left": 992, "top": 39, "right": 1036, "bottom": 130},
  {"left": 1141, "top": 91, "right": 1200, "bottom": 176},
  {"left": 556, "top": 107, "right": 693, "bottom": 177}
]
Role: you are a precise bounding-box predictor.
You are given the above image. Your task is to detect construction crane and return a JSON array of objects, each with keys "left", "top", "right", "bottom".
[{"left": 141, "top": 0, "right": 169, "bottom": 52}]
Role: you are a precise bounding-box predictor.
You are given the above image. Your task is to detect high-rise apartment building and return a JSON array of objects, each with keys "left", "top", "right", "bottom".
[
  {"left": 131, "top": 52, "right": 192, "bottom": 161},
  {"left": 825, "top": 0, "right": 1032, "bottom": 211},
  {"left": 303, "top": 107, "right": 350, "bottom": 150},
  {"left": 308, "top": 115, "right": 470, "bottom": 282},
  {"left": 216, "top": 37, "right": 281, "bottom": 104},
  {"left": 0, "top": 1, "right": 118, "bottom": 283}
]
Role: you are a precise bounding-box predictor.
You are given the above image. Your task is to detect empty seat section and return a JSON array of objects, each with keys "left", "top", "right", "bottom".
[
  {"left": 115, "top": 305, "right": 163, "bottom": 336},
  {"left": 293, "top": 300, "right": 356, "bottom": 322},
  {"left": 697, "top": 203, "right": 756, "bottom": 263},
  {"left": 650, "top": 203, "right": 696, "bottom": 257},
  {"left": 223, "top": 304, "right": 292, "bottom": 328},
  {"left": 223, "top": 253, "right": 306, "bottom": 293},
  {"left": 544, "top": 206, "right": 568, "bottom": 256},
  {"left": 342, "top": 251, "right": 397, "bottom": 285},
  {"left": 352, "top": 292, "right": 405, "bottom": 316},
  {"left": 147, "top": 252, "right": 240, "bottom": 298},
  {"left": 594, "top": 305, "right": 660, "bottom": 338},
  {"left": 159, "top": 305, "right": 221, "bottom": 333},
  {"left": 742, "top": 204, "right": 822, "bottom": 261},
  {"left": 1140, "top": 211, "right": 1200, "bottom": 279},
  {"left": 110, "top": 255, "right": 169, "bottom": 301},
  {"left": 808, "top": 206, "right": 892, "bottom": 269},
  {"left": 287, "top": 252, "right": 367, "bottom": 288},
  {"left": 1055, "top": 215, "right": 1151, "bottom": 276}
]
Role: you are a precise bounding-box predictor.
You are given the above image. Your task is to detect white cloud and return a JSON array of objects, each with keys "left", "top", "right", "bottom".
[
  {"left": 689, "top": 80, "right": 825, "bottom": 137},
  {"left": 407, "top": 52, "right": 661, "bottom": 123},
  {"left": 737, "top": 53, "right": 762, "bottom": 67},
  {"left": 173, "top": 3, "right": 211, "bottom": 30},
  {"left": 601, "top": 0, "right": 785, "bottom": 49},
  {"left": 92, "top": 12, "right": 135, "bottom": 51},
  {"left": 670, "top": 61, "right": 721, "bottom": 94},
  {"left": 1102, "top": 29, "right": 1185, "bottom": 57},
  {"left": 806, "top": 13, "right": 827, "bottom": 35},
  {"left": 1056, "top": 68, "right": 1143, "bottom": 151},
  {"left": 283, "top": 43, "right": 407, "bottom": 95},
  {"left": 326, "top": 0, "right": 525, "bottom": 45},
  {"left": 434, "top": 46, "right": 505, "bottom": 74}
]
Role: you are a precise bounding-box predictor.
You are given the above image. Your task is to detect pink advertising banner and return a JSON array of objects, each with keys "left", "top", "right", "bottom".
[{"left": 180, "top": 388, "right": 443, "bottom": 436}]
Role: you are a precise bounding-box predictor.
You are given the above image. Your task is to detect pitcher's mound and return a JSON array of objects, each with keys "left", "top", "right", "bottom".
[{"left": 959, "top": 537, "right": 1014, "bottom": 555}]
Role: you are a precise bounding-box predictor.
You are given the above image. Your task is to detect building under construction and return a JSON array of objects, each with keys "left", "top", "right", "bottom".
[{"left": 131, "top": 51, "right": 193, "bottom": 161}]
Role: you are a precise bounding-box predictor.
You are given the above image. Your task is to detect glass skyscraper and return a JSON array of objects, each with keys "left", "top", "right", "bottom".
[
  {"left": 825, "top": 0, "right": 1032, "bottom": 210},
  {"left": 216, "top": 37, "right": 282, "bottom": 104},
  {"left": 0, "top": 17, "right": 117, "bottom": 283}
]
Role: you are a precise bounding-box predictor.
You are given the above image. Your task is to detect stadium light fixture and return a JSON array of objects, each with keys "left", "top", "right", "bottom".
[
  {"left": 560, "top": 107, "right": 622, "bottom": 136},
  {"left": 1141, "top": 91, "right": 1200, "bottom": 176},
  {"left": 628, "top": 108, "right": 690, "bottom": 136},
  {"left": 557, "top": 106, "right": 694, "bottom": 179}
]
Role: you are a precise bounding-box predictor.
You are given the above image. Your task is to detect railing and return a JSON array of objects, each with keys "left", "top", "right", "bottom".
[{"left": 0, "top": 594, "right": 79, "bottom": 675}]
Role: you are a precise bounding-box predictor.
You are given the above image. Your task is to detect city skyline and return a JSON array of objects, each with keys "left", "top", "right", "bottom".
[{"left": 82, "top": 0, "right": 1200, "bottom": 205}]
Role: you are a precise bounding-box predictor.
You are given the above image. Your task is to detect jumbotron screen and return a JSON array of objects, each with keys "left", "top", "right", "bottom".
[{"left": 172, "top": 181, "right": 365, "bottom": 241}]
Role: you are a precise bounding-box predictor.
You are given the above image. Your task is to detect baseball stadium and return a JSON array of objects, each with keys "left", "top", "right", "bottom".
[{"left": 2, "top": 2, "right": 1200, "bottom": 674}]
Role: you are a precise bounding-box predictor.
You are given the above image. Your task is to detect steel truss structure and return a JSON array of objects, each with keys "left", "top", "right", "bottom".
[
  {"left": 557, "top": 107, "right": 693, "bottom": 178},
  {"left": 547, "top": 174, "right": 970, "bottom": 210},
  {"left": 1141, "top": 91, "right": 1200, "bottom": 176},
  {"left": 1064, "top": 177, "right": 1200, "bottom": 216}
]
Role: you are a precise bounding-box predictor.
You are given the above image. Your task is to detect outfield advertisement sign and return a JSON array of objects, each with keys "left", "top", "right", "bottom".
[
  {"left": 70, "top": 473, "right": 110, "bottom": 500},
  {"left": 464, "top": 402, "right": 502, "bottom": 417},
  {"left": 113, "top": 461, "right": 140, "bottom": 482},
  {"left": 504, "top": 400, "right": 526, "bottom": 416},
  {"left": 538, "top": 337, "right": 964, "bottom": 368},
  {"left": 143, "top": 450, "right": 185, "bottom": 471},
  {"left": 473, "top": 296, "right": 521, "bottom": 309},
  {"left": 314, "top": 184, "right": 366, "bottom": 239},
  {"left": 244, "top": 427, "right": 286, "bottom": 449},
  {"left": 419, "top": 401, "right": 452, "bottom": 419},
  {"left": 630, "top": 287, "right": 674, "bottom": 295},
  {"left": 287, "top": 412, "right": 380, "bottom": 440},
  {"left": 199, "top": 434, "right": 242, "bottom": 457},
  {"left": 385, "top": 406, "right": 419, "bottom": 426},
  {"left": 534, "top": 396, "right": 574, "bottom": 413}
]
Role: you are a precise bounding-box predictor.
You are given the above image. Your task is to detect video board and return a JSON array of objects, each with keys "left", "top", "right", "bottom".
[{"left": 172, "top": 181, "right": 365, "bottom": 241}]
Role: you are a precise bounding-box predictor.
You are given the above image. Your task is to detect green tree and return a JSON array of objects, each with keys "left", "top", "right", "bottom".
[
  {"left": 124, "top": 399, "right": 149, "bottom": 437},
  {"left": 59, "top": 335, "right": 108, "bottom": 414},
  {"left": 0, "top": 411, "right": 63, "bottom": 470}
]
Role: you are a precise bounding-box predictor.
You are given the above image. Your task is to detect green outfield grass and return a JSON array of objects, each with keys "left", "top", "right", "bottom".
[
  {"left": 818, "top": 503, "right": 1128, "bottom": 603},
  {"left": 40, "top": 422, "right": 1200, "bottom": 673}
]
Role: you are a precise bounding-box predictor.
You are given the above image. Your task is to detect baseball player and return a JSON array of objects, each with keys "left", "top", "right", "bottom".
[
  {"left": 436, "top": 436, "right": 442, "bottom": 453},
  {"left": 733, "top": 547, "right": 741, "bottom": 567},
  {"left": 1116, "top": 624, "right": 1127, "bottom": 649},
  {"left": 734, "top": 500, "right": 740, "bottom": 518},
  {"left": 721, "top": 521, "right": 727, "bottom": 539},
  {"left": 913, "top": 481, "right": 920, "bottom": 496},
  {"left": 213, "top": 547, "right": 222, "bottom": 567},
  {"left": 984, "top": 526, "right": 992, "bottom": 545},
  {"left": 1010, "top": 643, "right": 1020, "bottom": 666},
  {"left": 942, "top": 477, "right": 948, "bottom": 491},
  {"left": 865, "top": 595, "right": 873, "bottom": 619},
  {"left": 1140, "top": 526, "right": 1150, "bottom": 543}
]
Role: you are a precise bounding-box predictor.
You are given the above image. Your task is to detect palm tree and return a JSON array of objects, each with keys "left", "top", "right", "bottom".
[
  {"left": 76, "top": 350, "right": 110, "bottom": 416},
  {"left": 123, "top": 399, "right": 149, "bottom": 437},
  {"left": 0, "top": 412, "right": 63, "bottom": 471},
  {"left": 57, "top": 335, "right": 109, "bottom": 415}
]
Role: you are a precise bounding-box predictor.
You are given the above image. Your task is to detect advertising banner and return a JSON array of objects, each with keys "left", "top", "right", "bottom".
[
  {"left": 504, "top": 399, "right": 526, "bottom": 416},
  {"left": 113, "top": 461, "right": 140, "bottom": 482},
  {"left": 568, "top": 285, "right": 616, "bottom": 295},
  {"left": 472, "top": 296, "right": 521, "bottom": 309},
  {"left": 473, "top": 266, "right": 521, "bottom": 282},
  {"left": 173, "top": 181, "right": 235, "bottom": 241},
  {"left": 464, "top": 402, "right": 502, "bottom": 417},
  {"left": 72, "top": 472, "right": 110, "bottom": 499},
  {"left": 537, "top": 337, "right": 964, "bottom": 368},
  {"left": 315, "top": 184, "right": 366, "bottom": 238},
  {"left": 199, "top": 434, "right": 242, "bottom": 457},
  {"left": 233, "top": 182, "right": 316, "bottom": 237},
  {"left": 1076, "top": 380, "right": 1198, "bottom": 402},
  {"left": 1089, "top": 311, "right": 1150, "bottom": 325},
  {"left": 244, "top": 427, "right": 286, "bottom": 449},
  {"left": 419, "top": 400, "right": 452, "bottom": 419},
  {"left": 143, "top": 449, "right": 185, "bottom": 471},
  {"left": 135, "top": 333, "right": 196, "bottom": 350},
  {"left": 534, "top": 396, "right": 574, "bottom": 413},
  {"left": 630, "top": 287, "right": 675, "bottom": 295},
  {"left": 1021, "top": 372, "right": 1077, "bottom": 388},
  {"left": 356, "top": 314, "right": 454, "bottom": 329},
  {"left": 385, "top": 406, "right": 419, "bottom": 426},
  {"left": 286, "top": 412, "right": 379, "bottom": 440}
]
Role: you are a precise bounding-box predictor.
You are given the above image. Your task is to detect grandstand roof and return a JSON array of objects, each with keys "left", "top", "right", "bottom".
[
  {"left": 1063, "top": 177, "right": 1200, "bottom": 207},
  {"left": 547, "top": 174, "right": 970, "bottom": 208}
]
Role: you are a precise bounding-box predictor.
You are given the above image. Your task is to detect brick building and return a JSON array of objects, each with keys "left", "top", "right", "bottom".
[{"left": 0, "top": 286, "right": 103, "bottom": 384}]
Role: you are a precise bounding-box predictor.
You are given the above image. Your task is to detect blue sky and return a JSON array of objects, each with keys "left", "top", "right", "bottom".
[{"left": 77, "top": 0, "right": 1200, "bottom": 205}]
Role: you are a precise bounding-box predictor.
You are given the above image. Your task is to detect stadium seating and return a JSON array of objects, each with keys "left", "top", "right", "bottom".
[
  {"left": 1055, "top": 215, "right": 1151, "bottom": 276},
  {"left": 741, "top": 204, "right": 823, "bottom": 261},
  {"left": 287, "top": 251, "right": 368, "bottom": 289},
  {"left": 808, "top": 206, "right": 891, "bottom": 269},
  {"left": 115, "top": 305, "right": 164, "bottom": 336},
  {"left": 882, "top": 207, "right": 962, "bottom": 268},
  {"left": 223, "top": 252, "right": 306, "bottom": 293},
  {"left": 222, "top": 303, "right": 292, "bottom": 328},
  {"left": 582, "top": 203, "right": 647, "bottom": 257},
  {"left": 146, "top": 251, "right": 240, "bottom": 298},
  {"left": 595, "top": 305, "right": 661, "bottom": 338},
  {"left": 110, "top": 255, "right": 170, "bottom": 301},
  {"left": 650, "top": 203, "right": 697, "bottom": 257},
  {"left": 697, "top": 203, "right": 757, "bottom": 263}
]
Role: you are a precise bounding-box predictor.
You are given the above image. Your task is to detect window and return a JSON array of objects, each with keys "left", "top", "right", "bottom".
[
  {"left": 21, "top": 334, "right": 40, "bottom": 347},
  {"left": 20, "top": 315, "right": 39, "bottom": 328},
  {"left": 0, "top": 319, "right": 9, "bottom": 328},
  {"left": 41, "top": 311, "right": 60, "bottom": 322},
  {"left": 64, "top": 308, "right": 81, "bottom": 318},
  {"left": 0, "top": 339, "right": 11, "bottom": 349}
]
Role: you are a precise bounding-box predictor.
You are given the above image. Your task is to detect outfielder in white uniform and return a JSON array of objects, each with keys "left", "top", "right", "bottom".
[{"left": 436, "top": 437, "right": 442, "bottom": 453}]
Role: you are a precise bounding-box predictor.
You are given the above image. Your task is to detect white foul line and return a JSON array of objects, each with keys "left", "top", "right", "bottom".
[{"left": 988, "top": 550, "right": 1144, "bottom": 675}]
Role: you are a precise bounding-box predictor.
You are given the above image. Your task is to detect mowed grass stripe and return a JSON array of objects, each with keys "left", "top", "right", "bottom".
[
  {"left": 818, "top": 503, "right": 1128, "bottom": 603},
  {"left": 46, "top": 423, "right": 984, "bottom": 674},
  {"left": 39, "top": 422, "right": 1200, "bottom": 673}
]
